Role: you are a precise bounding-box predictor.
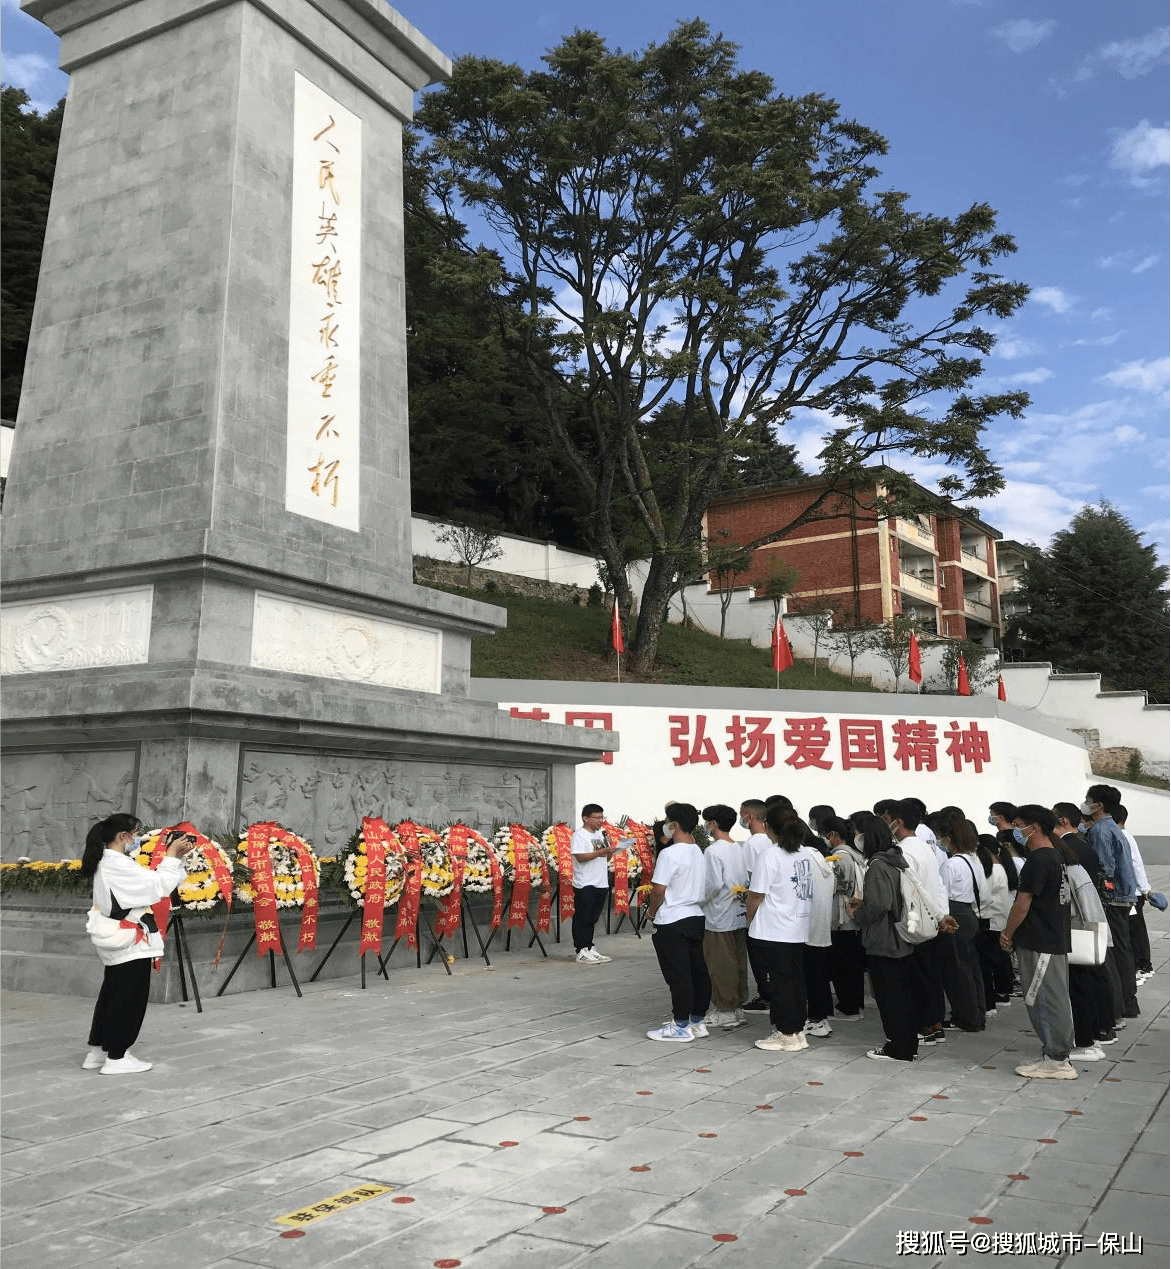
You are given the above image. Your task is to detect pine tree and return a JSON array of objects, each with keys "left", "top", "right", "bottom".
[{"left": 1007, "top": 503, "right": 1169, "bottom": 701}]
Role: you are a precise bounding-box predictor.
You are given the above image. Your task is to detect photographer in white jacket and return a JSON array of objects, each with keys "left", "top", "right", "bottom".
[{"left": 80, "top": 814, "right": 193, "bottom": 1074}]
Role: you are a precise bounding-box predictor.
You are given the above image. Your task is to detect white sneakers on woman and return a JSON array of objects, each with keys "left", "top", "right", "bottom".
[{"left": 100, "top": 1053, "right": 153, "bottom": 1075}]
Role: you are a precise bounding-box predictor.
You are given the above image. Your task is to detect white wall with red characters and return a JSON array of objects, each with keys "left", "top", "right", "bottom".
[{"left": 471, "top": 680, "right": 1169, "bottom": 862}]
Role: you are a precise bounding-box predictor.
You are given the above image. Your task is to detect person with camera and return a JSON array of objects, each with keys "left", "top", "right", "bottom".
[{"left": 79, "top": 814, "right": 195, "bottom": 1074}]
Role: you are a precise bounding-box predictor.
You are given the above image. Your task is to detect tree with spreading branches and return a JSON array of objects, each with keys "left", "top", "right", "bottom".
[{"left": 416, "top": 20, "right": 1029, "bottom": 673}]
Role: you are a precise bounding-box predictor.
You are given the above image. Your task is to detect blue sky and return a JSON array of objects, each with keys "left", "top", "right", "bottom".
[{"left": 3, "top": 0, "right": 1167, "bottom": 560}]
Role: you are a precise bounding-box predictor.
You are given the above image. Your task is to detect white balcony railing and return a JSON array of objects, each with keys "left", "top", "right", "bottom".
[
  {"left": 899, "top": 570, "right": 938, "bottom": 601},
  {"left": 964, "top": 597, "right": 993, "bottom": 620}
]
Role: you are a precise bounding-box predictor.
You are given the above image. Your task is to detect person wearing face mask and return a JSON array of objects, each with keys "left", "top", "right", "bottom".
[
  {"left": 699, "top": 804, "right": 749, "bottom": 1030},
  {"left": 738, "top": 799, "right": 774, "bottom": 1010},
  {"left": 78, "top": 813, "right": 193, "bottom": 1075},
  {"left": 825, "top": 812, "right": 872, "bottom": 1021},
  {"left": 999, "top": 806, "right": 1077, "bottom": 1080},
  {"left": 1082, "top": 785, "right": 1140, "bottom": 1019},
  {"left": 645, "top": 804, "right": 711, "bottom": 1042}
]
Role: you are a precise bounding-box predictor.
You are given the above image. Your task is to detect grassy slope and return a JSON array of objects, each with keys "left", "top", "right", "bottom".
[{"left": 435, "top": 584, "right": 878, "bottom": 691}]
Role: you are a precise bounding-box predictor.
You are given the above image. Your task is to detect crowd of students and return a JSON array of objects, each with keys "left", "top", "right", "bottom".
[{"left": 637, "top": 784, "right": 1157, "bottom": 1079}]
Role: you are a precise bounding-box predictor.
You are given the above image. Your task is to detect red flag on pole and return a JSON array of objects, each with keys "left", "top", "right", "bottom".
[
  {"left": 956, "top": 653, "right": 971, "bottom": 697},
  {"left": 610, "top": 601, "right": 624, "bottom": 655},
  {"left": 771, "top": 616, "right": 793, "bottom": 674},
  {"left": 997, "top": 674, "right": 1007, "bottom": 702},
  {"left": 908, "top": 630, "right": 922, "bottom": 685}
]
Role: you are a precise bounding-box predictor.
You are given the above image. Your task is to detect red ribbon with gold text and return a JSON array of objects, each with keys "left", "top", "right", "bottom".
[
  {"left": 534, "top": 844, "right": 552, "bottom": 934},
  {"left": 358, "top": 817, "right": 394, "bottom": 956},
  {"left": 604, "top": 821, "right": 631, "bottom": 916},
  {"left": 486, "top": 835, "right": 506, "bottom": 929},
  {"left": 437, "top": 824, "right": 471, "bottom": 937},
  {"left": 246, "top": 823, "right": 282, "bottom": 957},
  {"left": 271, "top": 826, "right": 319, "bottom": 953},
  {"left": 548, "top": 823, "right": 576, "bottom": 922},
  {"left": 393, "top": 821, "right": 424, "bottom": 951},
  {"left": 507, "top": 824, "right": 537, "bottom": 929}
]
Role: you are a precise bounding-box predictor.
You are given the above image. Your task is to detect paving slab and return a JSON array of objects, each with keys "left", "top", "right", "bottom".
[{"left": 1, "top": 878, "right": 1166, "bottom": 1269}]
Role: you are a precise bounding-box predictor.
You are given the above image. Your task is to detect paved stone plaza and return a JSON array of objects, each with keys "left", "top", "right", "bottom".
[{"left": 2, "top": 871, "right": 1166, "bottom": 1269}]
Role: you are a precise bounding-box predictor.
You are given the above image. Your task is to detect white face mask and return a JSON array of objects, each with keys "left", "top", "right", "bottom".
[
  {"left": 854, "top": 834, "right": 865, "bottom": 849},
  {"left": 1079, "top": 801, "right": 1094, "bottom": 816},
  {"left": 739, "top": 816, "right": 750, "bottom": 830}
]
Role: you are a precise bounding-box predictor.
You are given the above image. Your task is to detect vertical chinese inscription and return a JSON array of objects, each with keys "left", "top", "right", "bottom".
[{"left": 286, "top": 75, "right": 362, "bottom": 531}]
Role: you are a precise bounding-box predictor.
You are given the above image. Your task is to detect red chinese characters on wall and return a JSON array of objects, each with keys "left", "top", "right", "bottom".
[{"left": 666, "top": 714, "right": 990, "bottom": 772}]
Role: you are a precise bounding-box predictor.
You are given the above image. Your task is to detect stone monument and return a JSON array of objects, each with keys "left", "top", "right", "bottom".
[{"left": 1, "top": 0, "right": 612, "bottom": 860}]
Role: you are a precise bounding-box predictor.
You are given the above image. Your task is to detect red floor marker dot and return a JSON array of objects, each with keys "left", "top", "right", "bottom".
[
  {"left": 755, "top": 1104, "right": 773, "bottom": 1110},
  {"left": 932, "top": 1094, "right": 949, "bottom": 1100},
  {"left": 1122, "top": 1059, "right": 1136, "bottom": 1063},
  {"left": 1008, "top": 1174, "right": 1029, "bottom": 1181},
  {"left": 630, "top": 1165, "right": 651, "bottom": 1172},
  {"left": 807, "top": 1081, "right": 823, "bottom": 1086},
  {"left": 712, "top": 1233, "right": 739, "bottom": 1242},
  {"left": 784, "top": 1188, "right": 807, "bottom": 1196},
  {"left": 969, "top": 1217, "right": 993, "bottom": 1226},
  {"left": 1106, "top": 1077, "right": 1121, "bottom": 1083},
  {"left": 696, "top": 1068, "right": 711, "bottom": 1073},
  {"left": 392, "top": 1196, "right": 416, "bottom": 1204},
  {"left": 1038, "top": 1138, "right": 1058, "bottom": 1144},
  {"left": 1065, "top": 1110, "right": 1082, "bottom": 1116},
  {"left": 843, "top": 1151, "right": 864, "bottom": 1157},
  {"left": 698, "top": 1132, "right": 718, "bottom": 1138},
  {"left": 573, "top": 1115, "right": 591, "bottom": 1121},
  {"left": 636, "top": 1090, "right": 653, "bottom": 1096},
  {"left": 435, "top": 1261, "right": 462, "bottom": 1268},
  {"left": 279, "top": 1231, "right": 306, "bottom": 1239},
  {"left": 909, "top": 1116, "right": 928, "bottom": 1122},
  {"left": 982, "top": 1065, "right": 996, "bottom": 1070},
  {"left": 542, "top": 1206, "right": 566, "bottom": 1214},
  {"left": 499, "top": 1140, "right": 520, "bottom": 1146}
]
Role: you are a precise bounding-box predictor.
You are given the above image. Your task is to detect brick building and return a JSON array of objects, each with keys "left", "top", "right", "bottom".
[{"left": 705, "top": 469, "right": 1003, "bottom": 646}]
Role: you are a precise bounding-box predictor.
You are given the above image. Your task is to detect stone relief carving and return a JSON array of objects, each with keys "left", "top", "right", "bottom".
[
  {"left": 237, "top": 751, "right": 550, "bottom": 851},
  {"left": 1, "top": 751, "right": 137, "bottom": 860},
  {"left": 0, "top": 587, "right": 153, "bottom": 675},
  {"left": 250, "top": 593, "right": 441, "bottom": 693}
]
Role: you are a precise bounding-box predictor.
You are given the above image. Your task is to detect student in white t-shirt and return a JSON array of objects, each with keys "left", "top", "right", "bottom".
[
  {"left": 645, "top": 803, "right": 711, "bottom": 1043},
  {"left": 738, "top": 798, "right": 774, "bottom": 1010},
  {"left": 700, "top": 804, "right": 749, "bottom": 1030},
  {"left": 746, "top": 809, "right": 814, "bottom": 1054},
  {"left": 570, "top": 804, "right": 618, "bottom": 964}
]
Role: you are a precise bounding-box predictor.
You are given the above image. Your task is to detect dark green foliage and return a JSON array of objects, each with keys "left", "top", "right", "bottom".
[
  {"left": 1, "top": 88, "right": 64, "bottom": 420},
  {"left": 418, "top": 21, "right": 1029, "bottom": 673},
  {"left": 1007, "top": 503, "right": 1169, "bottom": 701}
]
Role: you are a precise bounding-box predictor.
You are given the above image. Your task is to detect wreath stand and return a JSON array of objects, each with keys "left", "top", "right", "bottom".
[
  {"left": 482, "top": 884, "right": 549, "bottom": 959},
  {"left": 214, "top": 912, "right": 303, "bottom": 997},
  {"left": 166, "top": 913, "right": 204, "bottom": 1012}
]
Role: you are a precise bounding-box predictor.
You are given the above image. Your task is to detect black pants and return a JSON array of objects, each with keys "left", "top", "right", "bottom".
[
  {"left": 1129, "top": 896, "right": 1152, "bottom": 972},
  {"left": 944, "top": 902, "right": 984, "bottom": 1026},
  {"left": 652, "top": 916, "right": 711, "bottom": 1023},
  {"left": 747, "top": 933, "right": 771, "bottom": 998},
  {"left": 571, "top": 885, "right": 608, "bottom": 952},
  {"left": 978, "top": 922, "right": 1015, "bottom": 1002},
  {"left": 1068, "top": 963, "right": 1110, "bottom": 1049},
  {"left": 829, "top": 928, "right": 866, "bottom": 1015},
  {"left": 804, "top": 944, "right": 834, "bottom": 1021},
  {"left": 88, "top": 959, "right": 152, "bottom": 1060},
  {"left": 868, "top": 954, "right": 919, "bottom": 1060},
  {"left": 910, "top": 937, "right": 944, "bottom": 1031},
  {"left": 1103, "top": 902, "right": 1139, "bottom": 1016},
  {"left": 749, "top": 937, "right": 806, "bottom": 1034}
]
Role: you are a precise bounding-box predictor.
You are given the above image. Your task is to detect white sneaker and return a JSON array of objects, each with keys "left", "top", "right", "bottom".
[
  {"left": 82, "top": 1048, "right": 106, "bottom": 1071},
  {"left": 587, "top": 946, "right": 612, "bottom": 963},
  {"left": 101, "top": 1054, "right": 152, "bottom": 1075},
  {"left": 723, "top": 1010, "right": 748, "bottom": 1030},
  {"left": 804, "top": 1019, "right": 832, "bottom": 1038},
  {"left": 1015, "top": 1057, "right": 1077, "bottom": 1080},
  {"left": 575, "top": 948, "right": 602, "bottom": 964},
  {"left": 646, "top": 1022, "right": 694, "bottom": 1043},
  {"left": 1070, "top": 1045, "right": 1105, "bottom": 1062},
  {"left": 687, "top": 1021, "right": 709, "bottom": 1038},
  {"left": 755, "top": 1029, "right": 802, "bottom": 1052}
]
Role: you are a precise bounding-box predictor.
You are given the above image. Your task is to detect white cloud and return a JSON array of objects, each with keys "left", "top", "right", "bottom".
[
  {"left": 1091, "top": 26, "right": 1170, "bottom": 79},
  {"left": 1003, "top": 367, "right": 1053, "bottom": 385},
  {"left": 995, "top": 335, "right": 1041, "bottom": 360},
  {"left": 991, "top": 19, "right": 1057, "bottom": 53},
  {"left": 981, "top": 480, "right": 1087, "bottom": 548},
  {"left": 1031, "top": 286, "right": 1074, "bottom": 314},
  {"left": 1110, "top": 120, "right": 1171, "bottom": 176},
  {"left": 1140, "top": 484, "right": 1169, "bottom": 498},
  {"left": 1071, "top": 331, "right": 1124, "bottom": 347},
  {"left": 1098, "top": 356, "right": 1170, "bottom": 393},
  {"left": 1132, "top": 254, "right": 1160, "bottom": 273}
]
